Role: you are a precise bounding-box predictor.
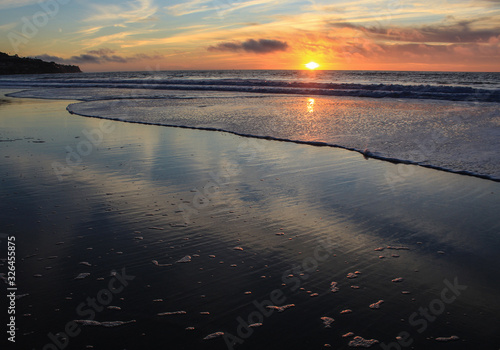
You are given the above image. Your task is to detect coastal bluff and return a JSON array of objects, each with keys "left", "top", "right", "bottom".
[{"left": 0, "top": 52, "right": 81, "bottom": 75}]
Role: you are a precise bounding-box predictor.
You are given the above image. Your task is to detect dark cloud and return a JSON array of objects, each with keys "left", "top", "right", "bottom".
[
  {"left": 35, "top": 49, "right": 162, "bottom": 65},
  {"left": 208, "top": 39, "right": 289, "bottom": 54},
  {"left": 327, "top": 19, "right": 500, "bottom": 43}
]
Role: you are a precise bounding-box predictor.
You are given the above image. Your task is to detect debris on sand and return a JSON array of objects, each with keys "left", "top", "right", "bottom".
[
  {"left": 347, "top": 272, "right": 358, "bottom": 279},
  {"left": 391, "top": 277, "right": 404, "bottom": 283},
  {"left": 340, "top": 309, "right": 353, "bottom": 314},
  {"left": 330, "top": 282, "right": 339, "bottom": 293},
  {"left": 369, "top": 300, "right": 384, "bottom": 309},
  {"left": 348, "top": 336, "right": 379, "bottom": 347},
  {"left": 343, "top": 332, "right": 355, "bottom": 338},
  {"left": 233, "top": 246, "right": 244, "bottom": 251},
  {"left": 74, "top": 273, "right": 90, "bottom": 280}
]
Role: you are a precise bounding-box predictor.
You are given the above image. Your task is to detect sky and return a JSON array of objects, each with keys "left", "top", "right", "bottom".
[{"left": 0, "top": 0, "right": 499, "bottom": 72}]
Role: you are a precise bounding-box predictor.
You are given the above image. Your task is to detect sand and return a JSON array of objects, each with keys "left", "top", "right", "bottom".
[{"left": 1, "top": 90, "right": 500, "bottom": 349}]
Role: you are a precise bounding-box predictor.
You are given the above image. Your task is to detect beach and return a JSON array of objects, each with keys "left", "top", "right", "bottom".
[{"left": 1, "top": 89, "right": 499, "bottom": 349}]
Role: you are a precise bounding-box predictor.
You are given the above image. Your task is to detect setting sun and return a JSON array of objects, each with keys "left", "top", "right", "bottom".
[{"left": 305, "top": 62, "right": 320, "bottom": 70}]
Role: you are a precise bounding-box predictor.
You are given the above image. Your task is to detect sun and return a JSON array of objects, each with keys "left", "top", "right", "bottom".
[{"left": 305, "top": 62, "right": 320, "bottom": 70}]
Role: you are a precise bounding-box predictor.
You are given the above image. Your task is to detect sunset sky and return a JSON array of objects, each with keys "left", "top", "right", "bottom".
[{"left": 1, "top": 0, "right": 499, "bottom": 72}]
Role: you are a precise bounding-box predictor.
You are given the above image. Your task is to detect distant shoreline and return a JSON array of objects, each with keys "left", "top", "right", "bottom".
[{"left": 0, "top": 52, "right": 81, "bottom": 75}]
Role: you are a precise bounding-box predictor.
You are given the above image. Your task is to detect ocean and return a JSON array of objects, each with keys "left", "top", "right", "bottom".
[
  {"left": 1, "top": 70, "right": 500, "bottom": 100},
  {"left": 1, "top": 70, "right": 499, "bottom": 180}
]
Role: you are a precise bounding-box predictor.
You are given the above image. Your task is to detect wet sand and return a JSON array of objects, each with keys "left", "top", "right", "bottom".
[{"left": 1, "top": 90, "right": 500, "bottom": 349}]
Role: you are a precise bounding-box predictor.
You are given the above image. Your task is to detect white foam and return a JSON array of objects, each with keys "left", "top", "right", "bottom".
[
  {"left": 369, "top": 300, "right": 384, "bottom": 309},
  {"left": 157, "top": 311, "right": 186, "bottom": 316},
  {"left": 348, "top": 336, "right": 379, "bottom": 347},
  {"left": 176, "top": 255, "right": 192, "bottom": 263},
  {"left": 266, "top": 304, "right": 296, "bottom": 312},
  {"left": 435, "top": 335, "right": 459, "bottom": 342},
  {"left": 203, "top": 331, "right": 224, "bottom": 340},
  {"left": 75, "top": 273, "right": 90, "bottom": 280},
  {"left": 320, "top": 317, "right": 334, "bottom": 328}
]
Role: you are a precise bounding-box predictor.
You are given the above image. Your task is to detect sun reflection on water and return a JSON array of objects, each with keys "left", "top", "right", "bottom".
[{"left": 307, "top": 98, "right": 315, "bottom": 113}]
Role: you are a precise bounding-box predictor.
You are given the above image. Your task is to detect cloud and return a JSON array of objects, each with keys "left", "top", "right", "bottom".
[
  {"left": 327, "top": 19, "right": 500, "bottom": 44},
  {"left": 208, "top": 38, "right": 289, "bottom": 54},
  {"left": 166, "top": 0, "right": 282, "bottom": 17},
  {"left": 86, "top": 0, "right": 158, "bottom": 23},
  {"left": 166, "top": 0, "right": 214, "bottom": 16},
  {"left": 35, "top": 49, "right": 162, "bottom": 65}
]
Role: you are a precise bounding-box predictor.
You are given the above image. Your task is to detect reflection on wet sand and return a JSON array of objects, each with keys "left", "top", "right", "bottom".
[{"left": 1, "top": 93, "right": 499, "bottom": 349}]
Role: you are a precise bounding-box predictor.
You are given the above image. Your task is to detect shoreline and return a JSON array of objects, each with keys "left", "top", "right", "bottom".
[
  {"left": 66, "top": 103, "right": 500, "bottom": 183},
  {"left": 5, "top": 88, "right": 500, "bottom": 183}
]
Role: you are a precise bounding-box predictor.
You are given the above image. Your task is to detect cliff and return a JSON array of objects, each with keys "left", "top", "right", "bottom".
[{"left": 0, "top": 52, "right": 81, "bottom": 75}]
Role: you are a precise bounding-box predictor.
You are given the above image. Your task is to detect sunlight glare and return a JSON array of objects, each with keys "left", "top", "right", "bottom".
[
  {"left": 307, "top": 98, "right": 315, "bottom": 113},
  {"left": 305, "top": 62, "right": 320, "bottom": 70}
]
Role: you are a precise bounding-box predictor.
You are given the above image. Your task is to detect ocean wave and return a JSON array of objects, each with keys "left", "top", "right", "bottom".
[{"left": 1, "top": 77, "right": 499, "bottom": 102}]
